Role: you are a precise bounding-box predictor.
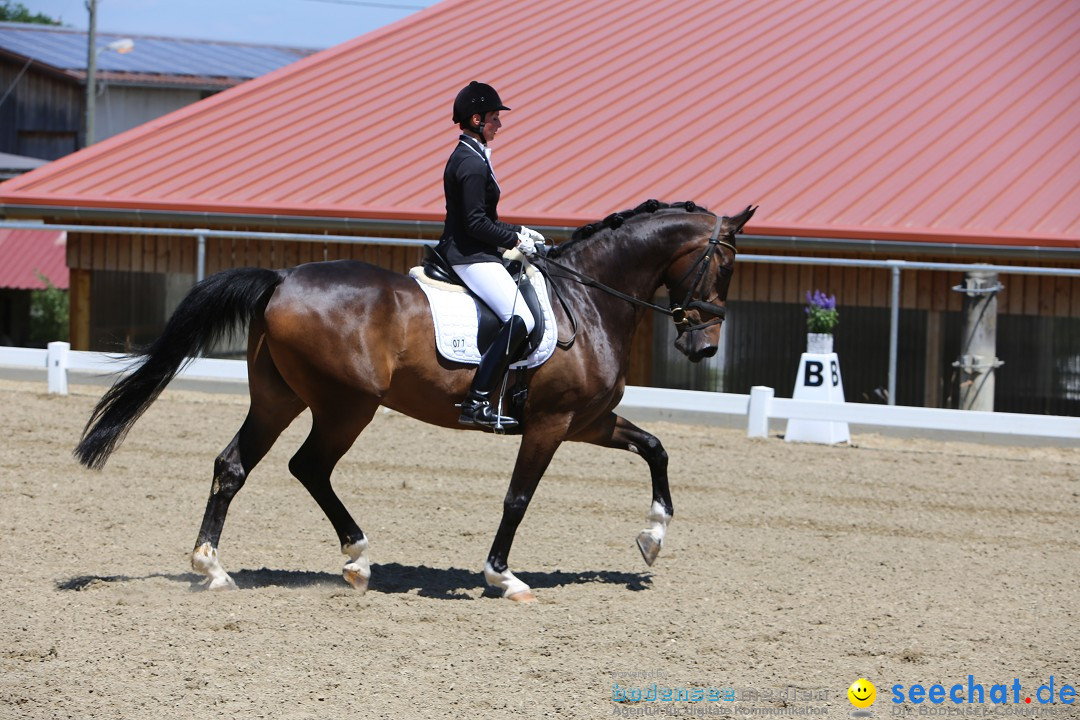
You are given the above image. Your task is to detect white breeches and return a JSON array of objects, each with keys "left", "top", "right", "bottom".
[{"left": 454, "top": 261, "right": 536, "bottom": 333}]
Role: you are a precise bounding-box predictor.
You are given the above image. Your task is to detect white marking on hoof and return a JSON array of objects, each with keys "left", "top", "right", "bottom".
[
  {"left": 342, "top": 538, "right": 371, "bottom": 594},
  {"left": 484, "top": 562, "right": 535, "bottom": 601},
  {"left": 192, "top": 542, "right": 237, "bottom": 591},
  {"left": 636, "top": 500, "right": 671, "bottom": 567}
]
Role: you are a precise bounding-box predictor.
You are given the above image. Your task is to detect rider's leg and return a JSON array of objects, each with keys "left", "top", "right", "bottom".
[
  {"left": 453, "top": 261, "right": 535, "bottom": 333},
  {"left": 452, "top": 262, "right": 535, "bottom": 429},
  {"left": 459, "top": 315, "right": 529, "bottom": 428}
]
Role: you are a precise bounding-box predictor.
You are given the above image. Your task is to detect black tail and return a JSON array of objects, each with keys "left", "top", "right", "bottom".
[{"left": 74, "top": 267, "right": 285, "bottom": 470}]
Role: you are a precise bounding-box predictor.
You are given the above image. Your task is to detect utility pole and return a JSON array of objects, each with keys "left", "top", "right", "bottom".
[{"left": 84, "top": 0, "right": 97, "bottom": 147}]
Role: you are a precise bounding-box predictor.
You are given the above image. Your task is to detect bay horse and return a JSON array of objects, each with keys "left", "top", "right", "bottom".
[{"left": 74, "top": 201, "right": 755, "bottom": 602}]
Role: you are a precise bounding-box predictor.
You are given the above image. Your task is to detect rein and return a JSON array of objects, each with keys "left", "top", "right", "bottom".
[{"left": 537, "top": 215, "right": 737, "bottom": 337}]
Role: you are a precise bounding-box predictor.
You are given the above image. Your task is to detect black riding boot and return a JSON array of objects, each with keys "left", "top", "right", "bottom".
[{"left": 459, "top": 316, "right": 529, "bottom": 430}]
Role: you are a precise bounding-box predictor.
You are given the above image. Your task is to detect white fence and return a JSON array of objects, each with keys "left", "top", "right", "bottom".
[{"left": 2, "top": 344, "right": 1076, "bottom": 442}]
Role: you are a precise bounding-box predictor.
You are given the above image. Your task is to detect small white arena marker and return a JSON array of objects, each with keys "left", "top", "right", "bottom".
[
  {"left": 46, "top": 341, "right": 70, "bottom": 395},
  {"left": 785, "top": 351, "right": 850, "bottom": 444}
]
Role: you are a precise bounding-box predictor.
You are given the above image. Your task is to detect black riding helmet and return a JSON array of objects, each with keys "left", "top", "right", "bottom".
[{"left": 452, "top": 81, "right": 510, "bottom": 139}]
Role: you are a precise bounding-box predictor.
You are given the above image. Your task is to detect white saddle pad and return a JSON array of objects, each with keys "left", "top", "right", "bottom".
[{"left": 409, "top": 258, "right": 558, "bottom": 369}]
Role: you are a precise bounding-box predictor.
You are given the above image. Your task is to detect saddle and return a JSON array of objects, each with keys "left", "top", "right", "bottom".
[{"left": 411, "top": 246, "right": 556, "bottom": 368}]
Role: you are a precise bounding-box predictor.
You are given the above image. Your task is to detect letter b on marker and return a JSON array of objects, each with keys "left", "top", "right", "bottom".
[{"left": 805, "top": 361, "right": 824, "bottom": 387}]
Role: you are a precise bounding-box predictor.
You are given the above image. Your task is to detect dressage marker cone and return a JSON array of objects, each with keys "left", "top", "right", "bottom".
[{"left": 785, "top": 350, "right": 850, "bottom": 445}]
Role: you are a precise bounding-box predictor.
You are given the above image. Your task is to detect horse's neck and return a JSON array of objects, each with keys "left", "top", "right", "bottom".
[{"left": 567, "top": 218, "right": 700, "bottom": 299}]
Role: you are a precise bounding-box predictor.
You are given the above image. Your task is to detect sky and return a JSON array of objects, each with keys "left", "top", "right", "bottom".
[{"left": 19, "top": 0, "right": 442, "bottom": 49}]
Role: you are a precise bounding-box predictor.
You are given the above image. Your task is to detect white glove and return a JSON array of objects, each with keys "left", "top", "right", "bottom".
[
  {"left": 515, "top": 234, "right": 537, "bottom": 257},
  {"left": 519, "top": 226, "right": 546, "bottom": 244}
]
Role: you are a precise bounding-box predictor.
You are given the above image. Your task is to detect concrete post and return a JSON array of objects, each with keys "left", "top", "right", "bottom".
[
  {"left": 747, "top": 385, "right": 774, "bottom": 438},
  {"left": 47, "top": 341, "right": 70, "bottom": 395},
  {"left": 951, "top": 269, "right": 1003, "bottom": 411},
  {"left": 196, "top": 231, "right": 207, "bottom": 283}
]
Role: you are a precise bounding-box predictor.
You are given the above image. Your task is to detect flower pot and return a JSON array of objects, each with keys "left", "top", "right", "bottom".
[{"left": 807, "top": 333, "right": 834, "bottom": 354}]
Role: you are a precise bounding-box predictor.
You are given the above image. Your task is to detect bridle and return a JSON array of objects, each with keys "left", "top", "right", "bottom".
[
  {"left": 536, "top": 214, "right": 737, "bottom": 341},
  {"left": 667, "top": 214, "right": 737, "bottom": 332}
]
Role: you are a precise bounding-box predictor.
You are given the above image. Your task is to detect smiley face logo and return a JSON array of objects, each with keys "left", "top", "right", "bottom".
[{"left": 848, "top": 678, "right": 876, "bottom": 708}]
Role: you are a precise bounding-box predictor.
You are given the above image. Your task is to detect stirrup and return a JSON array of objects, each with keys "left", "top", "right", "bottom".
[{"left": 458, "top": 398, "right": 519, "bottom": 431}]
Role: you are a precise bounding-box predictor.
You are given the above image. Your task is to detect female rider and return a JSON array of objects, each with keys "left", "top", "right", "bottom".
[{"left": 436, "top": 81, "right": 545, "bottom": 430}]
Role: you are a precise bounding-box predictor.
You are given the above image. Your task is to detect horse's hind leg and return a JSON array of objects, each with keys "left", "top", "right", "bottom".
[
  {"left": 569, "top": 413, "right": 673, "bottom": 566},
  {"left": 287, "top": 400, "right": 379, "bottom": 593},
  {"left": 192, "top": 327, "right": 306, "bottom": 590},
  {"left": 192, "top": 401, "right": 303, "bottom": 589}
]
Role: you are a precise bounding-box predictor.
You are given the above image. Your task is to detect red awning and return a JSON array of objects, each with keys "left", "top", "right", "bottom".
[{"left": 0, "top": 229, "right": 68, "bottom": 290}]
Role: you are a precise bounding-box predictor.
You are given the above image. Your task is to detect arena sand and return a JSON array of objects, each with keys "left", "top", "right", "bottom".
[{"left": 0, "top": 378, "right": 1077, "bottom": 719}]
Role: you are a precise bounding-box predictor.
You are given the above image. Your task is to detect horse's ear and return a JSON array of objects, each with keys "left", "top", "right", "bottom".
[{"left": 722, "top": 205, "right": 757, "bottom": 235}]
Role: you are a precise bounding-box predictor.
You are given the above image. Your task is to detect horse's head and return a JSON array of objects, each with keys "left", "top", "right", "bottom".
[{"left": 667, "top": 205, "right": 756, "bottom": 362}]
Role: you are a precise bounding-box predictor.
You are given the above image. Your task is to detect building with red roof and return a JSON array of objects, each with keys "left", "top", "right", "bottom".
[{"left": 0, "top": 0, "right": 1077, "bottom": 411}]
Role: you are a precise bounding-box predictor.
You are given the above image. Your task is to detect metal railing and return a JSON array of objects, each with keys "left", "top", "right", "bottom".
[{"left": 5, "top": 220, "right": 1080, "bottom": 405}]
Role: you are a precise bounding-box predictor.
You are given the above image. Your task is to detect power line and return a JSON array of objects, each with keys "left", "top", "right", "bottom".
[{"left": 303, "top": 0, "right": 428, "bottom": 10}]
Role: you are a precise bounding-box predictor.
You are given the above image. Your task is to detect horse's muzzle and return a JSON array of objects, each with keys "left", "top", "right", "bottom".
[
  {"left": 687, "top": 344, "right": 719, "bottom": 362},
  {"left": 674, "top": 329, "right": 719, "bottom": 362}
]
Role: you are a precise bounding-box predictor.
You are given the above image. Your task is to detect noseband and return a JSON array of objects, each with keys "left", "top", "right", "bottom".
[{"left": 537, "top": 214, "right": 736, "bottom": 335}]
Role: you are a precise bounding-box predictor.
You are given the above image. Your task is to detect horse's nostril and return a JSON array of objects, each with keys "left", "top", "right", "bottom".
[{"left": 687, "top": 345, "right": 718, "bottom": 363}]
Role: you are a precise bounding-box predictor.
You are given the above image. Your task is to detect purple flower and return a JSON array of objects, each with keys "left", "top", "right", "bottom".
[
  {"left": 804, "top": 289, "right": 839, "bottom": 332},
  {"left": 805, "top": 289, "right": 836, "bottom": 310}
]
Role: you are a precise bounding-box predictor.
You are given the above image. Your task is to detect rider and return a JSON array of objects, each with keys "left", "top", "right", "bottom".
[{"left": 436, "top": 81, "right": 545, "bottom": 430}]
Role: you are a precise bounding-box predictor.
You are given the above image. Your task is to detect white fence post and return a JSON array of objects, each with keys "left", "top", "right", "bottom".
[
  {"left": 46, "top": 341, "right": 70, "bottom": 395},
  {"left": 747, "top": 385, "right": 774, "bottom": 438}
]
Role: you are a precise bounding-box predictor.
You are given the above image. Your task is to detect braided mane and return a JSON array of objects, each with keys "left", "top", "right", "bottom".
[{"left": 550, "top": 200, "right": 711, "bottom": 258}]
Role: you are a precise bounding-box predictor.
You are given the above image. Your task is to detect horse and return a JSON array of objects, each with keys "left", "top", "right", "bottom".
[{"left": 74, "top": 201, "right": 755, "bottom": 602}]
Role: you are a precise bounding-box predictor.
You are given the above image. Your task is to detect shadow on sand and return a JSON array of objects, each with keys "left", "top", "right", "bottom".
[{"left": 56, "top": 563, "right": 652, "bottom": 599}]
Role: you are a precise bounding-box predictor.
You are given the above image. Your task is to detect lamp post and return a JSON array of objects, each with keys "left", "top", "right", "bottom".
[{"left": 83, "top": 0, "right": 134, "bottom": 147}]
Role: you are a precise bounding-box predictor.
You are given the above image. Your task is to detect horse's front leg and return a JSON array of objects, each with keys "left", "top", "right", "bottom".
[
  {"left": 569, "top": 413, "right": 673, "bottom": 566},
  {"left": 484, "top": 418, "right": 569, "bottom": 602}
]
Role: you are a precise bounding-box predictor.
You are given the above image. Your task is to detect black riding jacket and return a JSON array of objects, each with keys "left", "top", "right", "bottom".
[{"left": 436, "top": 135, "right": 521, "bottom": 266}]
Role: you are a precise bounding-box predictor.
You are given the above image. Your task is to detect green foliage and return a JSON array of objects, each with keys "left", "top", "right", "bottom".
[
  {"left": 29, "top": 272, "right": 69, "bottom": 343},
  {"left": 804, "top": 289, "right": 839, "bottom": 333},
  {"left": 0, "top": 1, "right": 61, "bottom": 24}
]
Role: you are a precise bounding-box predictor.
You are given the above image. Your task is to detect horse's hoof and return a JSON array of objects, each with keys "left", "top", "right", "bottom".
[
  {"left": 205, "top": 575, "right": 238, "bottom": 591},
  {"left": 506, "top": 589, "right": 537, "bottom": 603},
  {"left": 192, "top": 543, "right": 237, "bottom": 590},
  {"left": 636, "top": 531, "right": 662, "bottom": 567},
  {"left": 343, "top": 566, "right": 370, "bottom": 594},
  {"left": 483, "top": 562, "right": 534, "bottom": 601}
]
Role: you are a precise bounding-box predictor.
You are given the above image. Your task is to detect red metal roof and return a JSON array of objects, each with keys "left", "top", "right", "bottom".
[
  {"left": 0, "top": 229, "right": 68, "bottom": 289},
  {"left": 0, "top": 0, "right": 1078, "bottom": 248}
]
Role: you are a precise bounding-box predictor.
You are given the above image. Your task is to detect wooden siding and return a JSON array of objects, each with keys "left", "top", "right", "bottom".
[
  {"left": 60, "top": 225, "right": 1080, "bottom": 412},
  {"left": 65, "top": 226, "right": 430, "bottom": 277},
  {"left": 0, "top": 60, "right": 82, "bottom": 159},
  {"left": 64, "top": 229, "right": 1080, "bottom": 319}
]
